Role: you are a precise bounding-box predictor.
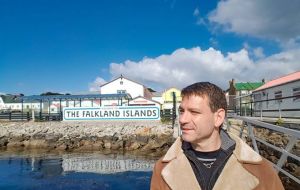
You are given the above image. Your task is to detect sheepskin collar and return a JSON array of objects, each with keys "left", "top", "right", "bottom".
[
  {"left": 162, "top": 130, "right": 262, "bottom": 163},
  {"left": 161, "top": 130, "right": 261, "bottom": 190}
]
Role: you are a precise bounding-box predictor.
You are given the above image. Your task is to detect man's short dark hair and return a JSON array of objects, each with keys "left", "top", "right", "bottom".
[{"left": 181, "top": 82, "right": 227, "bottom": 113}]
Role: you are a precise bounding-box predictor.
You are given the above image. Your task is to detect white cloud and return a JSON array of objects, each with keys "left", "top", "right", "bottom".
[
  {"left": 193, "top": 8, "right": 199, "bottom": 16},
  {"left": 208, "top": 0, "right": 300, "bottom": 48},
  {"left": 253, "top": 47, "right": 265, "bottom": 59},
  {"left": 89, "top": 77, "right": 107, "bottom": 92},
  {"left": 243, "top": 42, "right": 265, "bottom": 59},
  {"left": 243, "top": 42, "right": 250, "bottom": 50},
  {"left": 255, "top": 49, "right": 300, "bottom": 80},
  {"left": 93, "top": 47, "right": 300, "bottom": 91}
]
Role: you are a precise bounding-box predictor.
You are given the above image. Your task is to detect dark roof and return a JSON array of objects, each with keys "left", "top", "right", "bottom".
[
  {"left": 147, "top": 88, "right": 156, "bottom": 93},
  {"left": 0, "top": 95, "right": 22, "bottom": 103},
  {"left": 21, "top": 93, "right": 132, "bottom": 102}
]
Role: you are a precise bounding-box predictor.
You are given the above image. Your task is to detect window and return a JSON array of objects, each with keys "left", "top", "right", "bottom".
[
  {"left": 293, "top": 87, "right": 300, "bottom": 101},
  {"left": 253, "top": 93, "right": 261, "bottom": 101},
  {"left": 117, "top": 90, "right": 126, "bottom": 94},
  {"left": 120, "top": 81, "right": 123, "bottom": 85},
  {"left": 274, "top": 91, "right": 282, "bottom": 103}
]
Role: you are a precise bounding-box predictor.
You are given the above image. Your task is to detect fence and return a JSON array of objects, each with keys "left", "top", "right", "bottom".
[
  {"left": 229, "top": 94, "right": 300, "bottom": 118},
  {"left": 0, "top": 112, "right": 62, "bottom": 121},
  {"left": 228, "top": 116, "right": 300, "bottom": 185}
]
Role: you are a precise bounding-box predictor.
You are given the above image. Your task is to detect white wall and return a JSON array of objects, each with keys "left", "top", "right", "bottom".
[
  {"left": 1, "top": 102, "right": 41, "bottom": 111},
  {"left": 101, "top": 78, "right": 144, "bottom": 98},
  {"left": 152, "top": 96, "right": 163, "bottom": 104},
  {"left": 0, "top": 97, "right": 4, "bottom": 109},
  {"left": 253, "top": 80, "right": 300, "bottom": 118}
]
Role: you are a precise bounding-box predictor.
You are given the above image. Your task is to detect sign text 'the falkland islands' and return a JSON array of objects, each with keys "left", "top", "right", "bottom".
[{"left": 63, "top": 106, "right": 160, "bottom": 121}]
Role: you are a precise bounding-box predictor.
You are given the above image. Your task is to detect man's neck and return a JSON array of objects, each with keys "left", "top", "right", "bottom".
[{"left": 191, "top": 132, "right": 222, "bottom": 152}]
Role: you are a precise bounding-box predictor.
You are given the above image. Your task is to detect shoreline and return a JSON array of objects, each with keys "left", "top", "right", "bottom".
[{"left": 0, "top": 121, "right": 175, "bottom": 156}]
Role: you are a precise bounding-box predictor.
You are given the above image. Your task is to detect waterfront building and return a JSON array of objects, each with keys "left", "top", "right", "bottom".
[
  {"left": 160, "top": 87, "right": 181, "bottom": 117},
  {"left": 0, "top": 94, "right": 41, "bottom": 112},
  {"left": 128, "top": 96, "right": 161, "bottom": 107},
  {"left": 226, "top": 79, "right": 265, "bottom": 114},
  {"left": 100, "top": 75, "right": 153, "bottom": 99},
  {"left": 151, "top": 92, "right": 163, "bottom": 105},
  {"left": 252, "top": 71, "right": 300, "bottom": 118},
  {"left": 0, "top": 75, "right": 165, "bottom": 121}
]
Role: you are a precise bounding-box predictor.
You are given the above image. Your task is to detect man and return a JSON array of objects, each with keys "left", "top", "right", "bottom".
[{"left": 151, "top": 82, "right": 284, "bottom": 190}]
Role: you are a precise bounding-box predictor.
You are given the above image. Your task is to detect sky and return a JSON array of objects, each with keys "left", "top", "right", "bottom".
[{"left": 1, "top": 0, "right": 300, "bottom": 95}]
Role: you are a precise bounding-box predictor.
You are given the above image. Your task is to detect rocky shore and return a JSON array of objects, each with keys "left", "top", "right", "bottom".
[
  {"left": 229, "top": 119, "right": 300, "bottom": 190},
  {"left": 251, "top": 127, "right": 300, "bottom": 190},
  {"left": 0, "top": 121, "right": 175, "bottom": 156},
  {"left": 1, "top": 119, "right": 299, "bottom": 188}
]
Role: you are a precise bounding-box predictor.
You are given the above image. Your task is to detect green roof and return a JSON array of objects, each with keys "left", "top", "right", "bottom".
[{"left": 234, "top": 82, "right": 264, "bottom": 91}]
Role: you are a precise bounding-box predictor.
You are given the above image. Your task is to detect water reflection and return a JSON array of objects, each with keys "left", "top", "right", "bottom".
[
  {"left": 0, "top": 150, "right": 157, "bottom": 190},
  {"left": 63, "top": 154, "right": 155, "bottom": 174}
]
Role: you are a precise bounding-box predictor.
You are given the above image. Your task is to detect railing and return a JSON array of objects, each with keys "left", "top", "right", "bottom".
[
  {"left": 228, "top": 116, "right": 300, "bottom": 185},
  {"left": 0, "top": 112, "right": 31, "bottom": 121},
  {"left": 0, "top": 112, "right": 62, "bottom": 121},
  {"left": 230, "top": 94, "right": 300, "bottom": 118}
]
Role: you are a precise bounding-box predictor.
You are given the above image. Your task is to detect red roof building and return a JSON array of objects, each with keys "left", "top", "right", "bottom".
[{"left": 254, "top": 71, "right": 300, "bottom": 92}]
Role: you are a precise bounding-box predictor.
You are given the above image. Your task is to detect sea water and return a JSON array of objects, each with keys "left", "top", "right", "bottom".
[{"left": 0, "top": 150, "right": 157, "bottom": 190}]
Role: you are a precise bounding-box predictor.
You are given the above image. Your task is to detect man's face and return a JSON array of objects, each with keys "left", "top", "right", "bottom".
[{"left": 179, "top": 95, "right": 223, "bottom": 144}]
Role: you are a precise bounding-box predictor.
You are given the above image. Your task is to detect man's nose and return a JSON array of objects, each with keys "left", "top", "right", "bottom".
[{"left": 179, "top": 112, "right": 189, "bottom": 125}]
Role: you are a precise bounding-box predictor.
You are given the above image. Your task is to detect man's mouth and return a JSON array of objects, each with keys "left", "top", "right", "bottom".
[{"left": 181, "top": 127, "right": 194, "bottom": 131}]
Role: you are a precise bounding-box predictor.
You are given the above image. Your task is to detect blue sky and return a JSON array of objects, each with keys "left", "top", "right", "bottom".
[{"left": 1, "top": 0, "right": 300, "bottom": 95}]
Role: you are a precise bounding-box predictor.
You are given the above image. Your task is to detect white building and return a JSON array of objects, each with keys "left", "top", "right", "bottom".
[
  {"left": 252, "top": 71, "right": 300, "bottom": 118},
  {"left": 0, "top": 95, "right": 41, "bottom": 112},
  {"left": 128, "top": 96, "right": 161, "bottom": 107},
  {"left": 100, "top": 75, "right": 152, "bottom": 99},
  {"left": 0, "top": 76, "right": 156, "bottom": 115}
]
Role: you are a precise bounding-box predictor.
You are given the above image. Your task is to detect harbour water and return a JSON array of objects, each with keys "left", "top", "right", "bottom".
[{"left": 0, "top": 149, "right": 158, "bottom": 190}]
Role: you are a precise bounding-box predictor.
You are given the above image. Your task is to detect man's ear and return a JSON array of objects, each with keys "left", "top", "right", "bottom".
[{"left": 214, "top": 108, "right": 225, "bottom": 128}]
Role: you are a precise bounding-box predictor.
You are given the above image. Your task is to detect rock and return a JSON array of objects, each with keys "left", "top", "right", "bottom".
[
  {"left": 56, "top": 144, "right": 67, "bottom": 150},
  {"left": 92, "top": 141, "right": 104, "bottom": 150},
  {"left": 135, "top": 135, "right": 149, "bottom": 144},
  {"left": 111, "top": 141, "right": 124, "bottom": 150},
  {"left": 7, "top": 141, "right": 24, "bottom": 148},
  {"left": 104, "top": 141, "right": 112, "bottom": 149},
  {"left": 0, "top": 137, "right": 8, "bottom": 147},
  {"left": 268, "top": 155, "right": 278, "bottom": 163},
  {"left": 293, "top": 167, "right": 300, "bottom": 177},
  {"left": 285, "top": 163, "right": 297, "bottom": 172},
  {"left": 126, "top": 141, "right": 141, "bottom": 151},
  {"left": 0, "top": 121, "right": 175, "bottom": 153}
]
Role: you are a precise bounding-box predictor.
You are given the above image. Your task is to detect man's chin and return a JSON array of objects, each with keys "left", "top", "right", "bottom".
[{"left": 181, "top": 134, "right": 195, "bottom": 143}]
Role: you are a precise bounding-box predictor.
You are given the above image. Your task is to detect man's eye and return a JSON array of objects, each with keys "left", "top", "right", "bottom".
[{"left": 191, "top": 111, "right": 200, "bottom": 114}]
